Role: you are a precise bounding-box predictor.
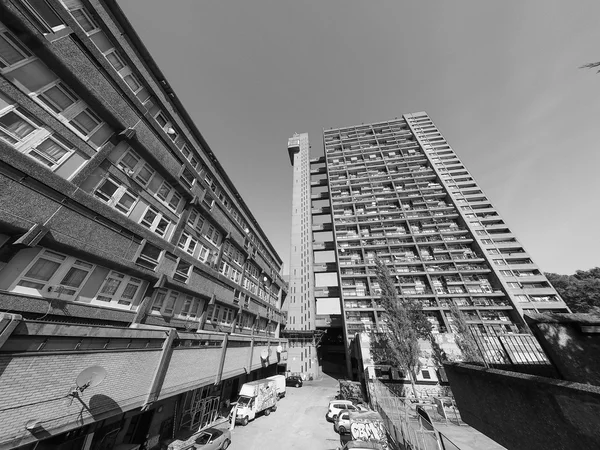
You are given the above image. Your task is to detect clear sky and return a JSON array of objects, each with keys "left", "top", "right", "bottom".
[{"left": 119, "top": 0, "right": 600, "bottom": 276}]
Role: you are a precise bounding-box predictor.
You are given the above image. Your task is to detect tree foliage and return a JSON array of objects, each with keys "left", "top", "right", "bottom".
[
  {"left": 545, "top": 268, "right": 600, "bottom": 314},
  {"left": 448, "top": 304, "right": 484, "bottom": 363},
  {"left": 369, "top": 257, "right": 431, "bottom": 396}
]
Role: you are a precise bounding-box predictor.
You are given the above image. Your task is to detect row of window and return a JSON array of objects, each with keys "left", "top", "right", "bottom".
[
  {"left": 2, "top": 7, "right": 283, "bottom": 281},
  {"left": 6, "top": 246, "right": 280, "bottom": 328}
]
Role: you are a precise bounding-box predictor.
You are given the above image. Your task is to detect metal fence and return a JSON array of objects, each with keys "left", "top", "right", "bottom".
[
  {"left": 368, "top": 379, "right": 463, "bottom": 450},
  {"left": 469, "top": 327, "right": 551, "bottom": 367}
]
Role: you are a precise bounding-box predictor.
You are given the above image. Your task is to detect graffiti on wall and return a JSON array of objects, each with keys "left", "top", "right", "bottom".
[{"left": 350, "top": 420, "right": 387, "bottom": 446}]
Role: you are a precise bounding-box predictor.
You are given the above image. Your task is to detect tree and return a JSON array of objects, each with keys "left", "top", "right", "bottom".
[
  {"left": 580, "top": 62, "right": 600, "bottom": 73},
  {"left": 369, "top": 257, "right": 431, "bottom": 397},
  {"left": 448, "top": 304, "right": 484, "bottom": 363},
  {"left": 545, "top": 268, "right": 600, "bottom": 314}
]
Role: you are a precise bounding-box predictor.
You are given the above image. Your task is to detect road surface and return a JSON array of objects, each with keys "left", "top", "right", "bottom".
[{"left": 227, "top": 375, "right": 342, "bottom": 450}]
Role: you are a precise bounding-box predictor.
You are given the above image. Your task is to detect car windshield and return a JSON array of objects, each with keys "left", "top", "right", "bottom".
[
  {"left": 237, "top": 395, "right": 252, "bottom": 407},
  {"left": 195, "top": 433, "right": 211, "bottom": 445}
]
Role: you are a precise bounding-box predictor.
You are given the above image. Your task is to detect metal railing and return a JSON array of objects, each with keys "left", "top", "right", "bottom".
[
  {"left": 469, "top": 327, "right": 551, "bottom": 367},
  {"left": 368, "top": 379, "right": 463, "bottom": 450}
]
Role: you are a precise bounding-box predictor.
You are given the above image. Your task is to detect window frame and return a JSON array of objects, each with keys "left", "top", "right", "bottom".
[
  {"left": 92, "top": 270, "right": 144, "bottom": 309},
  {"left": 0, "top": 28, "right": 35, "bottom": 71},
  {"left": 139, "top": 205, "right": 172, "bottom": 239},
  {"left": 10, "top": 249, "right": 95, "bottom": 301},
  {"left": 93, "top": 175, "right": 139, "bottom": 215},
  {"left": 69, "top": 7, "right": 100, "bottom": 35}
]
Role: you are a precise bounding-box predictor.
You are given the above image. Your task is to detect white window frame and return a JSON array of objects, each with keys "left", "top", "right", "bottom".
[
  {"left": 139, "top": 205, "right": 172, "bottom": 239},
  {"left": 203, "top": 224, "right": 221, "bottom": 246},
  {"left": 32, "top": 80, "right": 104, "bottom": 140},
  {"left": 155, "top": 180, "right": 181, "bottom": 213},
  {"left": 174, "top": 260, "right": 192, "bottom": 283},
  {"left": 179, "top": 295, "right": 201, "bottom": 319},
  {"left": 69, "top": 8, "right": 100, "bottom": 36},
  {"left": 0, "top": 27, "right": 35, "bottom": 71},
  {"left": 177, "top": 232, "right": 198, "bottom": 257},
  {"left": 187, "top": 209, "right": 205, "bottom": 234},
  {"left": 117, "top": 148, "right": 156, "bottom": 186},
  {"left": 150, "top": 289, "right": 179, "bottom": 316},
  {"left": 10, "top": 249, "right": 95, "bottom": 300},
  {"left": 92, "top": 271, "right": 144, "bottom": 309},
  {"left": 93, "top": 175, "right": 139, "bottom": 215}
]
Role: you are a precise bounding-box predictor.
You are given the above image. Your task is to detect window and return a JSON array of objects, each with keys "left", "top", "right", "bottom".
[
  {"left": 0, "top": 30, "right": 33, "bottom": 69},
  {"left": 204, "top": 224, "right": 221, "bottom": 246},
  {"left": 93, "top": 271, "right": 143, "bottom": 308},
  {"left": 500, "top": 270, "right": 513, "bottom": 277},
  {"left": 493, "top": 259, "right": 506, "bottom": 266},
  {"left": 117, "top": 149, "right": 140, "bottom": 173},
  {"left": 187, "top": 209, "right": 205, "bottom": 234},
  {"left": 178, "top": 232, "right": 198, "bottom": 256},
  {"left": 37, "top": 82, "right": 78, "bottom": 114},
  {"left": 155, "top": 181, "right": 181, "bottom": 212},
  {"left": 179, "top": 295, "right": 201, "bottom": 319},
  {"left": 487, "top": 249, "right": 500, "bottom": 255},
  {"left": 104, "top": 49, "right": 125, "bottom": 71},
  {"left": 174, "top": 260, "right": 192, "bottom": 283},
  {"left": 219, "top": 261, "right": 242, "bottom": 284},
  {"left": 150, "top": 289, "right": 179, "bottom": 315},
  {"left": 0, "top": 108, "right": 40, "bottom": 144},
  {"left": 22, "top": 1, "right": 66, "bottom": 33},
  {"left": 506, "top": 282, "right": 521, "bottom": 289},
  {"left": 180, "top": 167, "right": 196, "bottom": 189},
  {"left": 139, "top": 206, "right": 171, "bottom": 238},
  {"left": 137, "top": 242, "right": 162, "bottom": 270},
  {"left": 197, "top": 242, "right": 211, "bottom": 263},
  {"left": 514, "top": 294, "right": 529, "bottom": 303},
  {"left": 70, "top": 109, "right": 102, "bottom": 137},
  {"left": 421, "top": 370, "right": 431, "bottom": 380},
  {"left": 117, "top": 150, "right": 156, "bottom": 186},
  {"left": 94, "top": 176, "right": 138, "bottom": 215},
  {"left": 28, "top": 135, "right": 74, "bottom": 168},
  {"left": 70, "top": 8, "right": 98, "bottom": 34},
  {"left": 12, "top": 249, "right": 94, "bottom": 300},
  {"left": 123, "top": 73, "right": 141, "bottom": 93}
]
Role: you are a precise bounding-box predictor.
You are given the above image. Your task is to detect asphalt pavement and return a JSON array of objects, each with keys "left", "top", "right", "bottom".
[{"left": 227, "top": 374, "right": 342, "bottom": 450}]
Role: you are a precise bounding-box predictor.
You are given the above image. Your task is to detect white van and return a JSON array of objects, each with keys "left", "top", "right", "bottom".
[{"left": 267, "top": 375, "right": 286, "bottom": 398}]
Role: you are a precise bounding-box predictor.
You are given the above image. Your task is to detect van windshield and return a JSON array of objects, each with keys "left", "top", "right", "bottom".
[{"left": 237, "top": 395, "right": 252, "bottom": 407}]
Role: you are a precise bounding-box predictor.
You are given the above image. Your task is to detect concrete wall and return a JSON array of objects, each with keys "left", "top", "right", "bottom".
[
  {"left": 444, "top": 363, "right": 600, "bottom": 450},
  {"left": 0, "top": 319, "right": 285, "bottom": 449},
  {"left": 525, "top": 313, "right": 600, "bottom": 385}
]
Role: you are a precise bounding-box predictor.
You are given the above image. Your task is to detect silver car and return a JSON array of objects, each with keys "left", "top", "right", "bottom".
[{"left": 181, "top": 427, "right": 231, "bottom": 450}]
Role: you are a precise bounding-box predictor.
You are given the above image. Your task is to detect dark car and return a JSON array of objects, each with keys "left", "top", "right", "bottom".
[{"left": 286, "top": 375, "right": 303, "bottom": 388}]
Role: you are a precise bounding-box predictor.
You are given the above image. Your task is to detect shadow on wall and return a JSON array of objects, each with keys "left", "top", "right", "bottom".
[{"left": 526, "top": 313, "right": 600, "bottom": 385}]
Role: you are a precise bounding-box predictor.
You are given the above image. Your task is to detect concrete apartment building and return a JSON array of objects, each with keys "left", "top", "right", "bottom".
[
  {"left": 283, "top": 133, "right": 318, "bottom": 377},
  {"left": 288, "top": 113, "right": 569, "bottom": 379},
  {"left": 0, "top": 1, "right": 288, "bottom": 449}
]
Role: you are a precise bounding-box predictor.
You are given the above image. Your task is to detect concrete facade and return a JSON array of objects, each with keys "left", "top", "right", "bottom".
[
  {"left": 320, "top": 113, "right": 569, "bottom": 375},
  {"left": 284, "top": 134, "right": 318, "bottom": 377},
  {"left": 0, "top": 1, "right": 288, "bottom": 448}
]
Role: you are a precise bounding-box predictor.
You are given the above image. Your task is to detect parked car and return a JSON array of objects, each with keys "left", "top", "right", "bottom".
[
  {"left": 189, "top": 428, "right": 231, "bottom": 450},
  {"left": 286, "top": 375, "right": 303, "bottom": 388},
  {"left": 326, "top": 400, "right": 364, "bottom": 422},
  {"left": 337, "top": 440, "right": 386, "bottom": 450},
  {"left": 170, "top": 427, "right": 231, "bottom": 450},
  {"left": 334, "top": 405, "right": 371, "bottom": 433}
]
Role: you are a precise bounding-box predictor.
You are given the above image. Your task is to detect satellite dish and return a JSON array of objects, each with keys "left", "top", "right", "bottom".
[
  {"left": 277, "top": 345, "right": 283, "bottom": 353},
  {"left": 260, "top": 349, "right": 269, "bottom": 360},
  {"left": 75, "top": 366, "right": 107, "bottom": 393}
]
